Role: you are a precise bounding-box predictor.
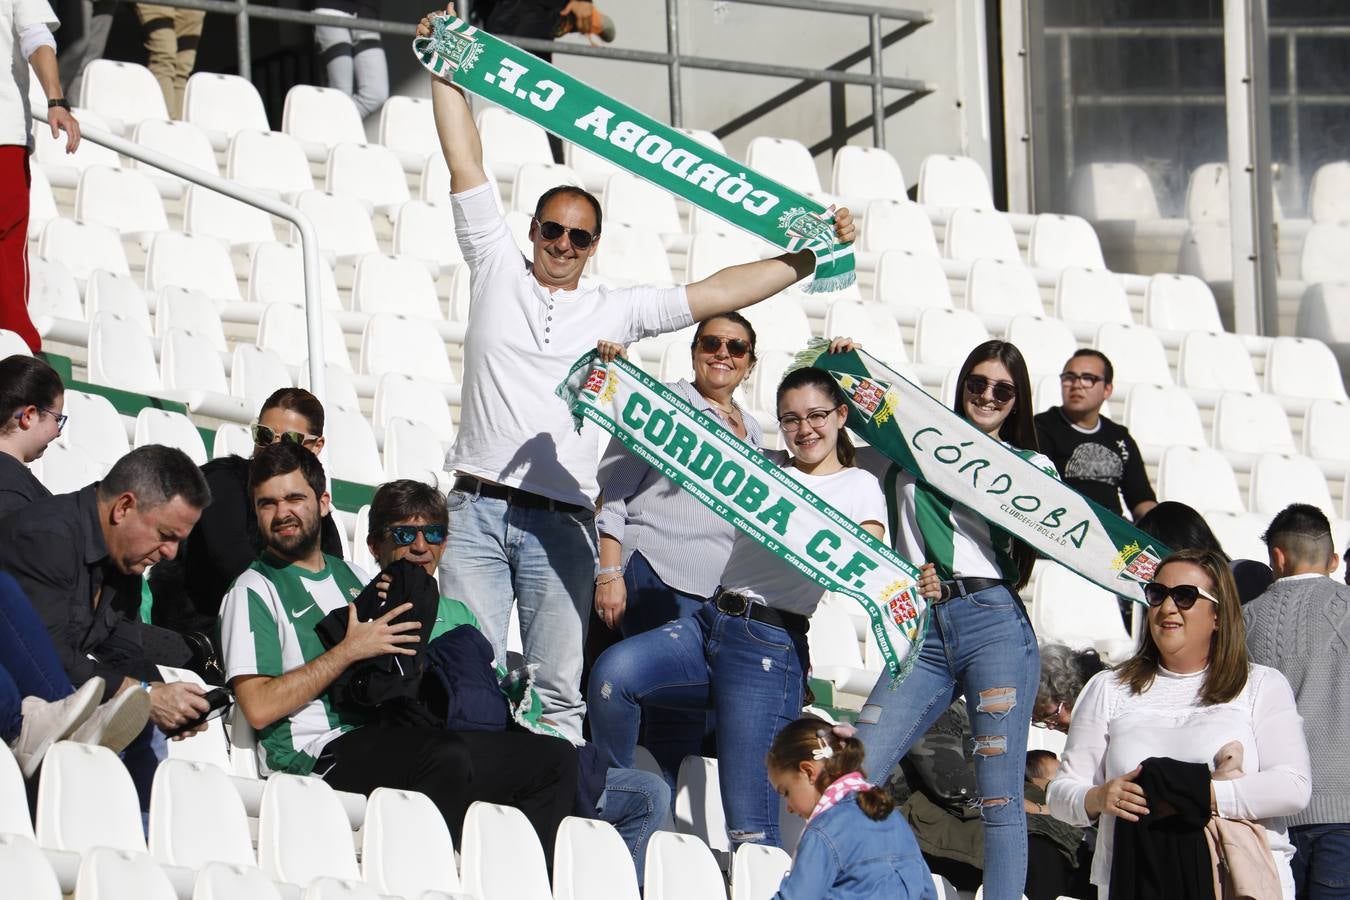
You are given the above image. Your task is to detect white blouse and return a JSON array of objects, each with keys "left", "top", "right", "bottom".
[{"left": 1046, "top": 664, "right": 1311, "bottom": 899}]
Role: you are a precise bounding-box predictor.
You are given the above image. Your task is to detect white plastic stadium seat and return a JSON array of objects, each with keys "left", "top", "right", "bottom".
[
  {"left": 33, "top": 108, "right": 119, "bottom": 189},
  {"left": 149, "top": 759, "right": 255, "bottom": 869},
  {"left": 917, "top": 154, "right": 994, "bottom": 210},
  {"left": 740, "top": 293, "right": 812, "bottom": 355},
  {"left": 303, "top": 877, "right": 381, "bottom": 900},
  {"left": 79, "top": 59, "right": 168, "bottom": 135},
  {"left": 1027, "top": 213, "right": 1106, "bottom": 270},
  {"left": 325, "top": 406, "right": 385, "bottom": 484},
  {"left": 393, "top": 201, "right": 464, "bottom": 269},
  {"left": 1304, "top": 400, "right": 1350, "bottom": 463},
  {"left": 1144, "top": 274, "right": 1223, "bottom": 332},
  {"left": 230, "top": 344, "right": 293, "bottom": 408},
  {"left": 359, "top": 314, "right": 456, "bottom": 382},
  {"left": 873, "top": 250, "right": 953, "bottom": 312},
  {"left": 352, "top": 253, "right": 443, "bottom": 319},
  {"left": 1123, "top": 384, "right": 1206, "bottom": 450},
  {"left": 943, "top": 208, "right": 1020, "bottom": 263},
  {"left": 1265, "top": 336, "right": 1348, "bottom": 403},
  {"left": 746, "top": 135, "right": 822, "bottom": 195},
  {"left": 378, "top": 95, "right": 438, "bottom": 170},
  {"left": 212, "top": 424, "right": 254, "bottom": 460},
  {"left": 226, "top": 129, "right": 316, "bottom": 196},
  {"left": 1299, "top": 223, "right": 1350, "bottom": 283},
  {"left": 282, "top": 85, "right": 366, "bottom": 160},
  {"left": 183, "top": 184, "right": 276, "bottom": 247},
  {"left": 73, "top": 847, "right": 175, "bottom": 900},
  {"left": 552, "top": 816, "right": 641, "bottom": 900},
  {"left": 0, "top": 329, "right": 31, "bottom": 357},
  {"left": 643, "top": 831, "right": 729, "bottom": 900},
  {"left": 1249, "top": 453, "right": 1335, "bottom": 517},
  {"left": 1033, "top": 563, "right": 1135, "bottom": 661},
  {"left": 684, "top": 231, "right": 765, "bottom": 282},
  {"left": 373, "top": 373, "right": 456, "bottom": 444},
  {"left": 965, "top": 258, "right": 1044, "bottom": 317},
  {"left": 87, "top": 312, "right": 160, "bottom": 394},
  {"left": 565, "top": 143, "right": 624, "bottom": 192},
  {"left": 383, "top": 419, "right": 449, "bottom": 484},
  {"left": 0, "top": 833, "right": 61, "bottom": 900},
  {"left": 477, "top": 106, "right": 553, "bottom": 180},
  {"left": 292, "top": 191, "right": 380, "bottom": 260},
  {"left": 1176, "top": 331, "right": 1260, "bottom": 394},
  {"left": 144, "top": 231, "right": 241, "bottom": 303},
  {"left": 590, "top": 223, "right": 673, "bottom": 286},
  {"left": 27, "top": 165, "right": 58, "bottom": 239},
  {"left": 256, "top": 304, "right": 351, "bottom": 372},
  {"left": 33, "top": 444, "right": 107, "bottom": 493},
  {"left": 831, "top": 145, "right": 906, "bottom": 205},
  {"left": 823, "top": 300, "right": 907, "bottom": 369},
  {"left": 913, "top": 308, "right": 990, "bottom": 368},
  {"left": 673, "top": 756, "right": 730, "bottom": 853},
  {"left": 86, "top": 269, "right": 152, "bottom": 333},
  {"left": 730, "top": 842, "right": 791, "bottom": 900},
  {"left": 192, "top": 862, "right": 285, "bottom": 900},
  {"left": 1094, "top": 324, "right": 1172, "bottom": 386},
  {"left": 510, "top": 162, "right": 582, "bottom": 215},
  {"left": 603, "top": 172, "right": 683, "bottom": 235},
  {"left": 1067, "top": 162, "right": 1162, "bottom": 221},
  {"left": 156, "top": 286, "right": 227, "bottom": 349},
  {"left": 75, "top": 165, "right": 169, "bottom": 238},
  {"left": 28, "top": 256, "right": 83, "bottom": 323},
  {"left": 134, "top": 409, "right": 208, "bottom": 463},
  {"left": 247, "top": 241, "right": 343, "bottom": 310},
  {"left": 1310, "top": 160, "right": 1350, "bottom": 223},
  {"left": 58, "top": 391, "right": 130, "bottom": 469},
  {"left": 325, "top": 142, "right": 411, "bottom": 213},
  {"left": 1004, "top": 316, "right": 1076, "bottom": 378},
  {"left": 38, "top": 219, "right": 129, "bottom": 281},
  {"left": 1184, "top": 162, "right": 1285, "bottom": 224},
  {"left": 1156, "top": 446, "right": 1246, "bottom": 515},
  {"left": 38, "top": 741, "right": 147, "bottom": 853},
  {"left": 1212, "top": 392, "right": 1297, "bottom": 456},
  {"left": 299, "top": 364, "right": 361, "bottom": 413},
  {"left": 183, "top": 72, "right": 270, "bottom": 149},
  {"left": 257, "top": 773, "right": 360, "bottom": 887},
  {"left": 361, "top": 787, "right": 461, "bottom": 897},
  {"left": 1054, "top": 267, "right": 1133, "bottom": 325},
  {"left": 459, "top": 802, "right": 553, "bottom": 900},
  {"left": 861, "top": 199, "right": 939, "bottom": 257},
  {"left": 131, "top": 119, "right": 220, "bottom": 198}
]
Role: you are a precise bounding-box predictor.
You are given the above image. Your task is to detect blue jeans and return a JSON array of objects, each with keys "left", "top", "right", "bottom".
[
  {"left": 855, "top": 586, "right": 1039, "bottom": 900},
  {"left": 0, "top": 572, "right": 74, "bottom": 739},
  {"left": 588, "top": 603, "right": 809, "bottom": 849},
  {"left": 597, "top": 766, "right": 672, "bottom": 887},
  {"left": 437, "top": 490, "right": 598, "bottom": 742},
  {"left": 1291, "top": 823, "right": 1350, "bottom": 899},
  {"left": 619, "top": 552, "right": 713, "bottom": 786},
  {"left": 313, "top": 9, "right": 389, "bottom": 118}
]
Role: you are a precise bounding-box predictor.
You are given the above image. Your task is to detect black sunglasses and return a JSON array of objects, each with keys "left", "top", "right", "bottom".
[
  {"left": 1142, "top": 582, "right": 1219, "bottom": 610},
  {"left": 697, "top": 335, "right": 751, "bottom": 358},
  {"left": 534, "top": 218, "right": 597, "bottom": 249},
  {"left": 964, "top": 374, "right": 1017, "bottom": 405},
  {"left": 386, "top": 524, "right": 447, "bottom": 546},
  {"left": 1060, "top": 371, "right": 1105, "bottom": 388},
  {"left": 251, "top": 422, "right": 320, "bottom": 447}
]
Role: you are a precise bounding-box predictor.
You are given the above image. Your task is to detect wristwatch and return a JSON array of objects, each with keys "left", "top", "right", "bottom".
[{"left": 47, "top": 98, "right": 70, "bottom": 111}]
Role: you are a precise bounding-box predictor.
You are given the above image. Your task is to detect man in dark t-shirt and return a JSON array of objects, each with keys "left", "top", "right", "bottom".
[{"left": 1034, "top": 349, "right": 1157, "bottom": 520}]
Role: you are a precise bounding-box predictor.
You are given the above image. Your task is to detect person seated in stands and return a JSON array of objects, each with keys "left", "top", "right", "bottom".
[
  {"left": 149, "top": 388, "right": 344, "bottom": 657},
  {"left": 366, "top": 477, "right": 669, "bottom": 884},
  {"left": 1024, "top": 750, "right": 1092, "bottom": 900},
  {"left": 0, "top": 355, "right": 65, "bottom": 516},
  {"left": 221, "top": 445, "right": 577, "bottom": 863},
  {"left": 1033, "top": 350, "right": 1156, "bottom": 521},
  {"left": 1136, "top": 500, "right": 1273, "bottom": 604}
]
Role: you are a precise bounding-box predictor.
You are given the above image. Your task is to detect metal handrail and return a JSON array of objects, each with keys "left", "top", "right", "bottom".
[
  {"left": 122, "top": 0, "right": 934, "bottom": 146},
  {"left": 32, "top": 111, "right": 329, "bottom": 406}
]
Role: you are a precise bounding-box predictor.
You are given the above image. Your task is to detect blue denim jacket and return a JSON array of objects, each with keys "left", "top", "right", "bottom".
[{"left": 773, "top": 794, "right": 937, "bottom": 900}]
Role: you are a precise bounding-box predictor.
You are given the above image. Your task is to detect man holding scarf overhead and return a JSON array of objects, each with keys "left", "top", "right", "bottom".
[{"left": 418, "top": 8, "right": 854, "bottom": 741}]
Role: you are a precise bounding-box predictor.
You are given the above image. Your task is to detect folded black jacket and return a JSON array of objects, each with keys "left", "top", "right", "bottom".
[{"left": 1110, "top": 757, "right": 1216, "bottom": 900}]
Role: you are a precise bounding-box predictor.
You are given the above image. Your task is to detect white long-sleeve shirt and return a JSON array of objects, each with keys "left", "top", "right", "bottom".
[{"left": 1046, "top": 664, "right": 1311, "bottom": 899}]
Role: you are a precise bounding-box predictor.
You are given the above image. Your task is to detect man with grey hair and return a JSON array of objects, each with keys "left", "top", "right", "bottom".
[
  {"left": 1245, "top": 502, "right": 1350, "bottom": 899},
  {"left": 0, "top": 444, "right": 213, "bottom": 736}
]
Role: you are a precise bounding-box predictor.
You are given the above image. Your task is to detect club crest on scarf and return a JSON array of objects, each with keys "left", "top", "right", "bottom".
[
  {"left": 1111, "top": 541, "right": 1163, "bottom": 585},
  {"left": 414, "top": 15, "right": 486, "bottom": 76},
  {"left": 830, "top": 371, "right": 897, "bottom": 425}
]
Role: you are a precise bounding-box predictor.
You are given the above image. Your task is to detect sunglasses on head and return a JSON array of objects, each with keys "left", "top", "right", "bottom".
[
  {"left": 964, "top": 374, "right": 1017, "bottom": 405},
  {"left": 251, "top": 423, "right": 319, "bottom": 447},
  {"left": 697, "top": 335, "right": 751, "bottom": 358},
  {"left": 1142, "top": 582, "right": 1219, "bottom": 610},
  {"left": 386, "top": 524, "right": 447, "bottom": 546},
  {"left": 534, "top": 218, "right": 597, "bottom": 249}
]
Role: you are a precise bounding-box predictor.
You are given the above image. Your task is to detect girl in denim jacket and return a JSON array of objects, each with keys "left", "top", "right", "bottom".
[{"left": 768, "top": 718, "right": 937, "bottom": 900}]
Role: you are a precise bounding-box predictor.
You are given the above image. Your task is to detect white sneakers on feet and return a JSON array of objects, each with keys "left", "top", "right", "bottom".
[
  {"left": 8, "top": 676, "right": 105, "bottom": 779},
  {"left": 70, "top": 683, "right": 152, "bottom": 754}
]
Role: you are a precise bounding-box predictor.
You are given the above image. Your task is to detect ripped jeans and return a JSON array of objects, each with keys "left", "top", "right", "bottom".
[
  {"left": 856, "top": 585, "right": 1039, "bottom": 900},
  {"left": 587, "top": 602, "right": 809, "bottom": 849}
]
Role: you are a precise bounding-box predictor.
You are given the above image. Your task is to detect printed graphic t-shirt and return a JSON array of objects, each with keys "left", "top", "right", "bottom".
[{"left": 1034, "top": 407, "right": 1156, "bottom": 516}]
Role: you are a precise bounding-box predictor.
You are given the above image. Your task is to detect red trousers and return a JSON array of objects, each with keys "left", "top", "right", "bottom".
[{"left": 0, "top": 145, "right": 42, "bottom": 353}]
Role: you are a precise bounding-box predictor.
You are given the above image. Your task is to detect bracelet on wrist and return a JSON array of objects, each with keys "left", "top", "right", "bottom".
[
  {"left": 595, "top": 573, "right": 623, "bottom": 586},
  {"left": 47, "top": 98, "right": 70, "bottom": 110},
  {"left": 596, "top": 565, "right": 624, "bottom": 576}
]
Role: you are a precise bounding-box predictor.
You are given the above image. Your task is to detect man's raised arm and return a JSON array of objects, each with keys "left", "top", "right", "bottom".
[
  {"left": 421, "top": 10, "right": 488, "bottom": 194},
  {"left": 685, "top": 208, "right": 855, "bottom": 320}
]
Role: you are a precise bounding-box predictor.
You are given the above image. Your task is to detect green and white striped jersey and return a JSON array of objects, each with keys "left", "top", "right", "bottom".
[{"left": 219, "top": 553, "right": 369, "bottom": 776}]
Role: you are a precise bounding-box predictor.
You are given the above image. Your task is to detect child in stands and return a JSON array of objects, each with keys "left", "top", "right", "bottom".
[{"left": 767, "top": 717, "right": 936, "bottom": 899}]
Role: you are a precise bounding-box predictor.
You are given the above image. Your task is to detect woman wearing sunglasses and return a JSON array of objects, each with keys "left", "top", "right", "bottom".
[
  {"left": 591, "top": 314, "right": 760, "bottom": 783},
  {"left": 1047, "top": 548, "right": 1310, "bottom": 898},
  {"left": 589, "top": 366, "right": 888, "bottom": 849},
  {"left": 838, "top": 338, "right": 1050, "bottom": 900},
  {"left": 148, "top": 387, "right": 345, "bottom": 644},
  {"left": 0, "top": 354, "right": 66, "bottom": 516}
]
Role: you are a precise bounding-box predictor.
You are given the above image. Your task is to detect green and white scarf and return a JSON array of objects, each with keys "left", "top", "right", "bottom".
[
  {"left": 797, "top": 342, "right": 1169, "bottom": 604},
  {"left": 557, "top": 353, "right": 925, "bottom": 680},
  {"left": 413, "top": 14, "right": 855, "bottom": 293}
]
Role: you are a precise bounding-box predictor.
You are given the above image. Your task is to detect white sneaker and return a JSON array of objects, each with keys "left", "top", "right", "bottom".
[
  {"left": 8, "top": 677, "right": 105, "bottom": 779},
  {"left": 70, "top": 684, "right": 152, "bottom": 754}
]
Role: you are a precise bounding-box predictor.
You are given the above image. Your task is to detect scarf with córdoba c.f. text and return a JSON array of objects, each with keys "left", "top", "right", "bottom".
[{"left": 413, "top": 13, "right": 855, "bottom": 293}]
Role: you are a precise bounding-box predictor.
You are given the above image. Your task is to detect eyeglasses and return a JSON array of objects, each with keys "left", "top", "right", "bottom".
[
  {"left": 1060, "top": 371, "right": 1106, "bottom": 388},
  {"left": 251, "top": 423, "right": 320, "bottom": 447},
  {"left": 1142, "top": 582, "right": 1220, "bottom": 610},
  {"left": 14, "top": 406, "right": 68, "bottom": 433},
  {"left": 534, "top": 218, "right": 597, "bottom": 250},
  {"left": 386, "top": 524, "right": 447, "bottom": 546},
  {"left": 696, "top": 335, "right": 752, "bottom": 358},
  {"left": 963, "top": 374, "right": 1017, "bottom": 405},
  {"left": 1032, "top": 701, "right": 1066, "bottom": 730},
  {"left": 777, "top": 407, "right": 841, "bottom": 431}
]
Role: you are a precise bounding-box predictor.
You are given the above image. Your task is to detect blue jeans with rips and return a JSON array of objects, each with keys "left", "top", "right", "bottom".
[
  {"left": 1291, "top": 823, "right": 1350, "bottom": 899},
  {"left": 597, "top": 766, "right": 672, "bottom": 887},
  {"left": 588, "top": 602, "right": 809, "bottom": 849},
  {"left": 855, "top": 585, "right": 1039, "bottom": 900},
  {"left": 437, "top": 490, "right": 598, "bottom": 743}
]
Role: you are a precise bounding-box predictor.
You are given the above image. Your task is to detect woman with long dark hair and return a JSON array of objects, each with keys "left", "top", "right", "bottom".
[
  {"left": 846, "top": 338, "right": 1050, "bottom": 899},
  {"left": 0, "top": 354, "right": 65, "bottom": 516}
]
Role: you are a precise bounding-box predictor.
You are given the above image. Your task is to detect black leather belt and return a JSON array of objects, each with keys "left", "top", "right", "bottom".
[
  {"left": 936, "top": 576, "right": 1007, "bottom": 603},
  {"left": 453, "top": 475, "right": 586, "bottom": 514},
  {"left": 712, "top": 589, "right": 809, "bottom": 636}
]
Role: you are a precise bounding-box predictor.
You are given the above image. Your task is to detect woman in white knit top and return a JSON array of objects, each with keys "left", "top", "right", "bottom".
[{"left": 1047, "top": 547, "right": 1311, "bottom": 898}]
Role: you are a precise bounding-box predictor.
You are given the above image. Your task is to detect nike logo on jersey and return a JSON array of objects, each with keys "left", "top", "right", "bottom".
[{"left": 290, "top": 604, "right": 316, "bottom": 619}]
